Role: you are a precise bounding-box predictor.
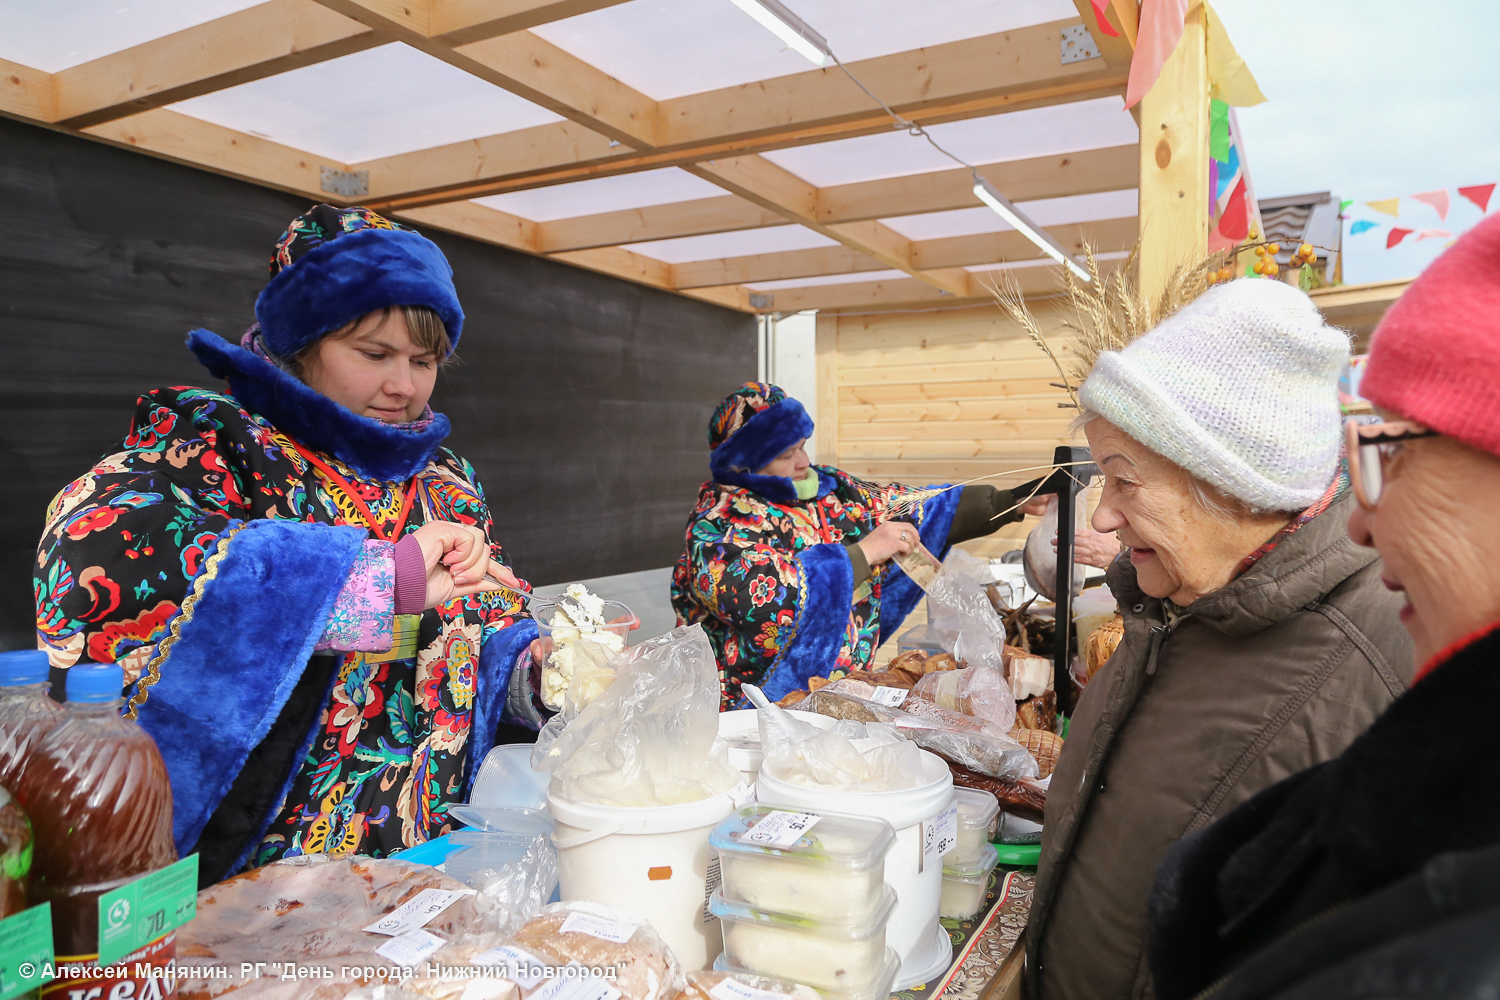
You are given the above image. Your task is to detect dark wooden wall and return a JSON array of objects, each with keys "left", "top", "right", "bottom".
[{"left": 0, "top": 117, "right": 754, "bottom": 651}]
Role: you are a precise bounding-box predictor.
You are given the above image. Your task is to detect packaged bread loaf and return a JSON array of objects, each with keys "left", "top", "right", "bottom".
[
  {"left": 684, "top": 969, "right": 821, "bottom": 1000},
  {"left": 511, "top": 902, "right": 683, "bottom": 1000},
  {"left": 176, "top": 855, "right": 510, "bottom": 1000}
]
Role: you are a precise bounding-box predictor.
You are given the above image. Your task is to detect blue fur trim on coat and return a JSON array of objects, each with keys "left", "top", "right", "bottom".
[
  {"left": 188, "top": 328, "right": 451, "bottom": 482},
  {"left": 709, "top": 399, "right": 819, "bottom": 505},
  {"left": 759, "top": 542, "right": 854, "bottom": 702},
  {"left": 467, "top": 618, "right": 540, "bottom": 794},
  {"left": 878, "top": 487, "right": 963, "bottom": 645},
  {"left": 134, "top": 518, "right": 366, "bottom": 855},
  {"left": 255, "top": 228, "right": 464, "bottom": 357}
]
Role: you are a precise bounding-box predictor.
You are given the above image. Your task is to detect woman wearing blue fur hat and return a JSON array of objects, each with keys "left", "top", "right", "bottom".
[
  {"left": 672, "top": 382, "right": 1048, "bottom": 707},
  {"left": 34, "top": 205, "right": 538, "bottom": 885}
]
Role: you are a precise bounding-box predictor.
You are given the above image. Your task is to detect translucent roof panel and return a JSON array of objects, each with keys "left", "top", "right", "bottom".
[
  {"left": 624, "top": 225, "right": 835, "bottom": 263},
  {"left": 747, "top": 269, "right": 907, "bottom": 291},
  {"left": 170, "top": 44, "right": 565, "bottom": 164},
  {"left": 883, "top": 189, "right": 1140, "bottom": 241},
  {"left": 475, "top": 169, "right": 728, "bottom": 222},
  {"left": 533, "top": 0, "right": 1077, "bottom": 101},
  {"left": 0, "top": 0, "right": 265, "bottom": 72},
  {"left": 965, "top": 249, "right": 1130, "bottom": 273},
  {"left": 762, "top": 98, "right": 1138, "bottom": 187}
]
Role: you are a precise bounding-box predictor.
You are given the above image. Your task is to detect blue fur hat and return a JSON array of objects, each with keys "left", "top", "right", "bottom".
[
  {"left": 708, "top": 383, "right": 831, "bottom": 504},
  {"left": 254, "top": 204, "right": 464, "bottom": 359}
]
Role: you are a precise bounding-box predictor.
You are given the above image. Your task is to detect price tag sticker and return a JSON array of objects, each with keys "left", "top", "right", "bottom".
[
  {"left": 375, "top": 928, "right": 445, "bottom": 965},
  {"left": 559, "top": 911, "right": 637, "bottom": 944},
  {"left": 934, "top": 805, "right": 959, "bottom": 857},
  {"left": 867, "top": 686, "right": 909, "bottom": 708},
  {"left": 363, "top": 888, "right": 472, "bottom": 936},
  {"left": 97, "top": 854, "right": 199, "bottom": 966},
  {"left": 534, "top": 968, "right": 622, "bottom": 1000},
  {"left": 741, "top": 810, "right": 821, "bottom": 848},
  {"left": 0, "top": 903, "right": 53, "bottom": 1000},
  {"left": 473, "top": 945, "right": 549, "bottom": 990},
  {"left": 710, "top": 978, "right": 792, "bottom": 1000}
]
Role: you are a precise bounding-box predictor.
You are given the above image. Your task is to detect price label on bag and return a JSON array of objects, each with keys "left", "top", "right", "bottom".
[
  {"left": 97, "top": 854, "right": 199, "bottom": 966},
  {"left": 375, "top": 928, "right": 445, "bottom": 965},
  {"left": 0, "top": 903, "right": 53, "bottom": 1000},
  {"left": 742, "top": 810, "right": 821, "bottom": 848},
  {"left": 867, "top": 686, "right": 909, "bottom": 707},
  {"left": 559, "top": 911, "right": 637, "bottom": 944},
  {"left": 710, "top": 979, "right": 793, "bottom": 1000},
  {"left": 363, "top": 888, "right": 472, "bottom": 936},
  {"left": 473, "top": 945, "right": 549, "bottom": 990}
]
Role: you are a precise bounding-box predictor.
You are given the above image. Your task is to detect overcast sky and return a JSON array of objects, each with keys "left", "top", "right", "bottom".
[{"left": 1213, "top": 0, "right": 1499, "bottom": 284}]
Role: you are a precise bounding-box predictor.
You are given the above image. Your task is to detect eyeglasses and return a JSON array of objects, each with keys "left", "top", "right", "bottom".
[{"left": 1346, "top": 419, "right": 1440, "bottom": 510}]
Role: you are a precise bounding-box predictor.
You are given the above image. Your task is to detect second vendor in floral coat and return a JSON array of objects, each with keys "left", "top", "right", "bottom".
[{"left": 672, "top": 382, "right": 1047, "bottom": 707}]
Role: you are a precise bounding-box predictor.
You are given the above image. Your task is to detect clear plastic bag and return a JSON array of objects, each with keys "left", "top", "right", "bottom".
[
  {"left": 748, "top": 684, "right": 927, "bottom": 791},
  {"left": 911, "top": 666, "right": 1016, "bottom": 731},
  {"left": 444, "top": 831, "right": 559, "bottom": 935},
  {"left": 510, "top": 900, "right": 685, "bottom": 1000},
  {"left": 531, "top": 624, "right": 738, "bottom": 807},
  {"left": 1023, "top": 495, "right": 1089, "bottom": 601},
  {"left": 799, "top": 690, "right": 1037, "bottom": 782}
]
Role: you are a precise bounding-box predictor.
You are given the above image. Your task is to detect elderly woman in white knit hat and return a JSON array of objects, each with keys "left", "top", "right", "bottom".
[{"left": 1018, "top": 276, "right": 1414, "bottom": 1000}]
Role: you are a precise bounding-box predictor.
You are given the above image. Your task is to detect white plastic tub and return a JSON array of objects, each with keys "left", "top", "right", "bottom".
[
  {"left": 717, "top": 709, "right": 835, "bottom": 788},
  {"left": 548, "top": 785, "right": 742, "bottom": 971},
  {"left": 755, "top": 750, "right": 955, "bottom": 989}
]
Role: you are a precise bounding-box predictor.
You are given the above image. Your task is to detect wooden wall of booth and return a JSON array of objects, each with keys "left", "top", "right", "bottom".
[{"left": 818, "top": 300, "right": 1085, "bottom": 563}]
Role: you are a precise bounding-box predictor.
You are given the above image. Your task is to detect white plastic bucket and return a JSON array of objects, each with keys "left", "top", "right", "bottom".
[
  {"left": 755, "top": 750, "right": 955, "bottom": 989},
  {"left": 548, "top": 786, "right": 742, "bottom": 971},
  {"left": 717, "top": 709, "right": 836, "bottom": 788}
]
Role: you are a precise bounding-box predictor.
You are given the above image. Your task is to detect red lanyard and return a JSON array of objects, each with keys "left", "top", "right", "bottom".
[{"left": 285, "top": 439, "right": 418, "bottom": 542}]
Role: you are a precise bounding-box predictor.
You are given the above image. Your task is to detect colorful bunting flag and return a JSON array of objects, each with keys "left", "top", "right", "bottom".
[
  {"left": 1387, "top": 228, "right": 1414, "bottom": 249},
  {"left": 1459, "top": 183, "right": 1496, "bottom": 212},
  {"left": 1411, "top": 190, "right": 1450, "bottom": 220},
  {"left": 1126, "top": 0, "right": 1190, "bottom": 108},
  {"left": 1366, "top": 198, "right": 1401, "bottom": 217},
  {"left": 1416, "top": 229, "right": 1453, "bottom": 241},
  {"left": 1340, "top": 199, "right": 1354, "bottom": 214},
  {"left": 1090, "top": 0, "right": 1122, "bottom": 37},
  {"left": 1207, "top": 99, "right": 1254, "bottom": 251},
  {"left": 1350, "top": 220, "right": 1380, "bottom": 235},
  {"left": 1203, "top": 2, "right": 1266, "bottom": 107}
]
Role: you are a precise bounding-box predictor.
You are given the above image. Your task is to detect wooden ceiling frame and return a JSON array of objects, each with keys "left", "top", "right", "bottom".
[{"left": 0, "top": 2, "right": 1143, "bottom": 314}]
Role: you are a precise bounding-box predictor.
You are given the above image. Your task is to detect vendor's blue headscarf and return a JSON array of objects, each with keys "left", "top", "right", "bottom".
[{"left": 707, "top": 383, "right": 835, "bottom": 504}]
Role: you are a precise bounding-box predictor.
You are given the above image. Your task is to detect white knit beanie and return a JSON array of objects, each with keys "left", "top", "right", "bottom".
[{"left": 1078, "top": 278, "right": 1349, "bottom": 512}]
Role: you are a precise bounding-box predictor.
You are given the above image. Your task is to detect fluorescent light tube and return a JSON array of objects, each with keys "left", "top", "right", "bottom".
[
  {"left": 973, "top": 177, "right": 1091, "bottom": 282},
  {"left": 728, "top": 0, "right": 831, "bottom": 65}
]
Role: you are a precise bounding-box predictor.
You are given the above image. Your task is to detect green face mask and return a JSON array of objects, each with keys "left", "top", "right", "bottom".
[{"left": 793, "top": 469, "right": 820, "bottom": 500}]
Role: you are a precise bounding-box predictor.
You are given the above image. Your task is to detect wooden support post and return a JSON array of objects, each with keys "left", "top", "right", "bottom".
[
  {"left": 1137, "top": 5, "right": 1210, "bottom": 301},
  {"left": 815, "top": 314, "right": 840, "bottom": 466}
]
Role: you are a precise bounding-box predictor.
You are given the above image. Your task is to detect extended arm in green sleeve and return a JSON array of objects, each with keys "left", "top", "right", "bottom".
[{"left": 946, "top": 485, "right": 1024, "bottom": 545}]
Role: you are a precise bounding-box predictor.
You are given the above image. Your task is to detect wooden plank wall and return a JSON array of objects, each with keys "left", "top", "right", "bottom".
[{"left": 827, "top": 299, "right": 1085, "bottom": 561}]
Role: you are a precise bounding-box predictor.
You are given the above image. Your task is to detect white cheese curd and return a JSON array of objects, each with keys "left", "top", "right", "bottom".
[{"left": 719, "top": 920, "right": 887, "bottom": 993}]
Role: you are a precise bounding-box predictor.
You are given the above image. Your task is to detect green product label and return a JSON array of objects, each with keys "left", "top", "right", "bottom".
[
  {"left": 96, "top": 854, "right": 199, "bottom": 967},
  {"left": 0, "top": 903, "right": 53, "bottom": 1000}
]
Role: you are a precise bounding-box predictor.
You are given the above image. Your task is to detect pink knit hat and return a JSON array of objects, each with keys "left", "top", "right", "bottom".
[{"left": 1362, "top": 212, "right": 1500, "bottom": 456}]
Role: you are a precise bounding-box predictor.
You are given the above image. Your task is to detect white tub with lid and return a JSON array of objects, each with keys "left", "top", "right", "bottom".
[
  {"left": 717, "top": 709, "right": 836, "bottom": 788},
  {"left": 754, "top": 750, "right": 955, "bottom": 989}
]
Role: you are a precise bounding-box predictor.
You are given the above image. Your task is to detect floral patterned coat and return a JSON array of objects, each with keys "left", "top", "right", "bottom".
[
  {"left": 35, "top": 385, "right": 537, "bottom": 879},
  {"left": 671, "top": 466, "right": 961, "bottom": 707}
]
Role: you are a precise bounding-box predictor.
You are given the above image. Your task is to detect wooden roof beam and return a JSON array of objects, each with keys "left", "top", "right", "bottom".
[
  {"left": 687, "top": 155, "right": 968, "bottom": 295},
  {"left": 430, "top": 0, "right": 635, "bottom": 45},
  {"left": 312, "top": 0, "right": 659, "bottom": 146},
  {"left": 53, "top": 0, "right": 378, "bottom": 129},
  {"left": 359, "top": 23, "right": 1129, "bottom": 209},
  {"left": 532, "top": 146, "right": 1138, "bottom": 253},
  {"left": 1068, "top": 0, "right": 1137, "bottom": 70},
  {"left": 0, "top": 57, "right": 55, "bottom": 122},
  {"left": 668, "top": 216, "right": 1138, "bottom": 289}
]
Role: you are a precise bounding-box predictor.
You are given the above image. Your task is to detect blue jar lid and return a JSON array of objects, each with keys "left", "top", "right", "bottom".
[
  {"left": 66, "top": 664, "right": 125, "bottom": 704},
  {"left": 0, "top": 649, "right": 50, "bottom": 687}
]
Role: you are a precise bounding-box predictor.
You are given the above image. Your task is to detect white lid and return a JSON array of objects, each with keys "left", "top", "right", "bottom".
[
  {"left": 954, "top": 786, "right": 1000, "bottom": 830},
  {"left": 942, "top": 841, "right": 999, "bottom": 881}
]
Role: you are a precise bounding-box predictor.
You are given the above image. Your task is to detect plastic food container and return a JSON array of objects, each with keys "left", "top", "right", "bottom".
[
  {"left": 710, "top": 805, "right": 895, "bottom": 924},
  {"left": 941, "top": 842, "right": 999, "bottom": 921},
  {"left": 711, "top": 887, "right": 896, "bottom": 995},
  {"left": 713, "top": 949, "right": 901, "bottom": 1000},
  {"left": 947, "top": 787, "right": 1000, "bottom": 867},
  {"left": 716, "top": 710, "right": 838, "bottom": 789},
  {"left": 895, "top": 623, "right": 946, "bottom": 656},
  {"left": 531, "top": 598, "right": 635, "bottom": 642}
]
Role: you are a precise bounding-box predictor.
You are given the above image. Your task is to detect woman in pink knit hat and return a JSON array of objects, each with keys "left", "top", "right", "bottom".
[{"left": 1146, "top": 212, "right": 1500, "bottom": 999}]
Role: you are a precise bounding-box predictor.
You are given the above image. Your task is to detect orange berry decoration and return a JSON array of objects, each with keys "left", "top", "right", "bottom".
[
  {"left": 1268, "top": 242, "right": 1281, "bottom": 255},
  {"left": 1299, "top": 243, "right": 1314, "bottom": 258},
  {"left": 1265, "top": 261, "right": 1280, "bottom": 276}
]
